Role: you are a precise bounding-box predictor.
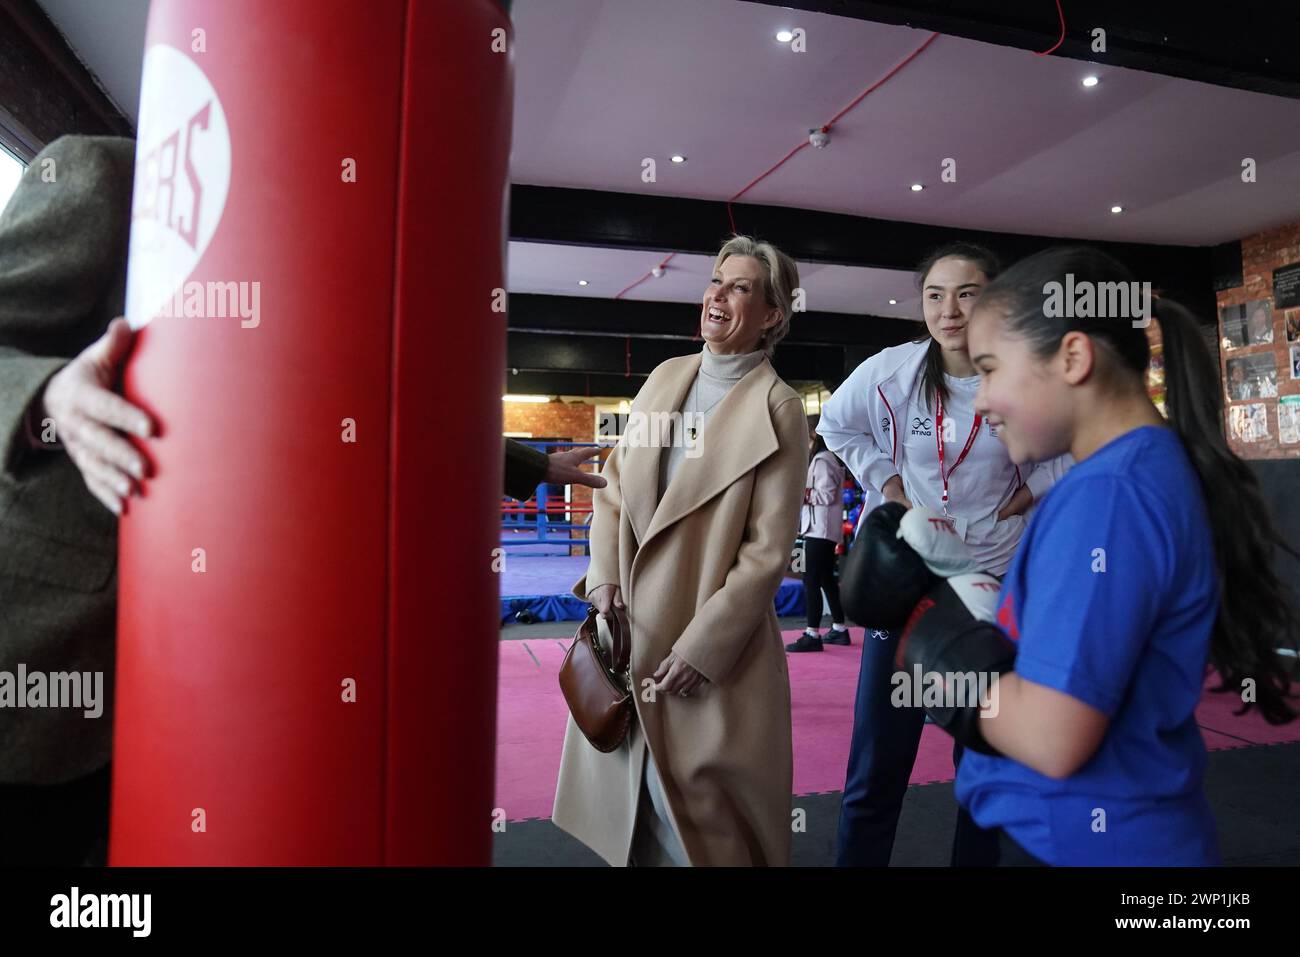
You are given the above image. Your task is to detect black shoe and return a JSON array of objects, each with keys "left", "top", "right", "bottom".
[
  {"left": 785, "top": 633, "right": 824, "bottom": 653},
  {"left": 823, "top": 627, "right": 851, "bottom": 646}
]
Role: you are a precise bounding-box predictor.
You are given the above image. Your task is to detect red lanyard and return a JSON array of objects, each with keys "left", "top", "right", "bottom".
[{"left": 935, "top": 390, "right": 981, "bottom": 513}]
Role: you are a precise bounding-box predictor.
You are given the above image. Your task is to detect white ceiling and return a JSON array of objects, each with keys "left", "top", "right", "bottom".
[
  {"left": 32, "top": 0, "right": 1300, "bottom": 322},
  {"left": 37, "top": 0, "right": 149, "bottom": 124},
  {"left": 508, "top": 241, "right": 923, "bottom": 320},
  {"left": 510, "top": 0, "right": 1300, "bottom": 250}
]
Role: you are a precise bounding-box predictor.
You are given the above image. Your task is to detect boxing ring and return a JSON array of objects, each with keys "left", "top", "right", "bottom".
[{"left": 499, "top": 440, "right": 808, "bottom": 623}]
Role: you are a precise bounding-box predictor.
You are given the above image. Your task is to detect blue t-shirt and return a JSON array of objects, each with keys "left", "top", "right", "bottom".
[{"left": 955, "top": 425, "right": 1222, "bottom": 865}]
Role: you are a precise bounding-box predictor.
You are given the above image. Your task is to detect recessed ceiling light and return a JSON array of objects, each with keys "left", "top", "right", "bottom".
[
  {"left": 670, "top": 154, "right": 686, "bottom": 164},
  {"left": 910, "top": 183, "right": 924, "bottom": 192},
  {"left": 578, "top": 279, "right": 589, "bottom": 286},
  {"left": 888, "top": 299, "right": 898, "bottom": 305},
  {"left": 1110, "top": 205, "right": 1123, "bottom": 214},
  {"left": 1082, "top": 75, "right": 1100, "bottom": 88},
  {"left": 776, "top": 29, "right": 794, "bottom": 42}
]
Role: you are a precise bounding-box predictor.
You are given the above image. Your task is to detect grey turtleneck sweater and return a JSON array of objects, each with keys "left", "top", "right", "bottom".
[{"left": 656, "top": 345, "right": 767, "bottom": 503}]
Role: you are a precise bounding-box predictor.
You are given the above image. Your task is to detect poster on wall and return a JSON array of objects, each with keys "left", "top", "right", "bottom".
[
  {"left": 1229, "top": 403, "right": 1270, "bottom": 443},
  {"left": 1287, "top": 311, "right": 1300, "bottom": 342},
  {"left": 1279, "top": 397, "right": 1300, "bottom": 445},
  {"left": 1219, "top": 300, "right": 1274, "bottom": 349},
  {"left": 1225, "top": 353, "right": 1278, "bottom": 400},
  {"left": 1292, "top": 344, "right": 1300, "bottom": 380},
  {"left": 1274, "top": 262, "right": 1300, "bottom": 310}
]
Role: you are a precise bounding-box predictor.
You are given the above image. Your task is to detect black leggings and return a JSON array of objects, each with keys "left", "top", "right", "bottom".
[{"left": 803, "top": 536, "right": 845, "bottom": 630}]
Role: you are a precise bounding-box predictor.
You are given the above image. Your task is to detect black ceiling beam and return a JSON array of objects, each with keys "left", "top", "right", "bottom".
[
  {"left": 503, "top": 368, "right": 841, "bottom": 402},
  {"left": 508, "top": 331, "right": 850, "bottom": 383},
  {"left": 508, "top": 293, "right": 923, "bottom": 347},
  {"left": 751, "top": 1, "right": 1300, "bottom": 101},
  {"left": 501, "top": 330, "right": 837, "bottom": 379},
  {"left": 503, "top": 369, "right": 648, "bottom": 399},
  {"left": 511, "top": 186, "right": 1221, "bottom": 321}
]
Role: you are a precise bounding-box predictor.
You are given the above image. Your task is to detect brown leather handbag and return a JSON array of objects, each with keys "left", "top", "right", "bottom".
[{"left": 558, "top": 604, "right": 633, "bottom": 752}]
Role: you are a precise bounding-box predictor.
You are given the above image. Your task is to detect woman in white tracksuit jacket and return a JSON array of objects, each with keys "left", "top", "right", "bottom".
[{"left": 817, "top": 241, "right": 1071, "bottom": 867}]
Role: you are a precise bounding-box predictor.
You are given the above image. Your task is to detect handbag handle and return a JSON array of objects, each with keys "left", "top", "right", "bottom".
[{"left": 589, "top": 603, "right": 630, "bottom": 677}]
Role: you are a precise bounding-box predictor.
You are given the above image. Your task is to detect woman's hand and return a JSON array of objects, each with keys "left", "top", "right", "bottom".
[
  {"left": 881, "top": 474, "right": 912, "bottom": 509},
  {"left": 996, "top": 484, "right": 1034, "bottom": 522},
  {"left": 588, "top": 583, "right": 624, "bottom": 616},
  {"left": 654, "top": 652, "right": 706, "bottom": 698}
]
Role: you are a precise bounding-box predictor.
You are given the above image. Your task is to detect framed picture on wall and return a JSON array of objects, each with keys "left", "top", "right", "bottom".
[
  {"left": 1274, "top": 263, "right": 1300, "bottom": 310},
  {"left": 1229, "top": 403, "right": 1270, "bottom": 443},
  {"left": 1287, "top": 311, "right": 1300, "bottom": 343},
  {"left": 1292, "top": 344, "right": 1300, "bottom": 380},
  {"left": 1219, "top": 300, "right": 1273, "bottom": 349},
  {"left": 1225, "top": 353, "right": 1278, "bottom": 401},
  {"left": 1279, "top": 397, "right": 1300, "bottom": 445}
]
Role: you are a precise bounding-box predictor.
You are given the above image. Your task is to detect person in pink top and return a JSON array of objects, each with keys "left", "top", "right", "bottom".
[{"left": 787, "top": 420, "right": 851, "bottom": 652}]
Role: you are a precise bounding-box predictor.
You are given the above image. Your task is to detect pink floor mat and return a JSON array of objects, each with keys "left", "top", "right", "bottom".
[{"left": 494, "top": 630, "right": 1298, "bottom": 822}]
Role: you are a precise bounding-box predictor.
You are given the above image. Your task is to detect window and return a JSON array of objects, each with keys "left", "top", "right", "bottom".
[
  {"left": 0, "top": 146, "right": 25, "bottom": 217},
  {"left": 802, "top": 388, "right": 831, "bottom": 415}
]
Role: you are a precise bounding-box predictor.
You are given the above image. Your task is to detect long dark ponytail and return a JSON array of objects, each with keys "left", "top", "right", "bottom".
[
  {"left": 808, "top": 418, "right": 828, "bottom": 456},
  {"left": 979, "top": 246, "right": 1298, "bottom": 724},
  {"left": 914, "top": 241, "right": 1002, "bottom": 412}
]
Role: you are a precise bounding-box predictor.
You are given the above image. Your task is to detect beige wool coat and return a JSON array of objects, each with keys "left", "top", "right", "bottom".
[{"left": 552, "top": 351, "right": 809, "bottom": 866}]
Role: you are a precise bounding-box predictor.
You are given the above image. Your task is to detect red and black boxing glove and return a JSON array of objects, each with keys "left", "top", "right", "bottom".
[
  {"left": 894, "top": 574, "right": 1017, "bottom": 756},
  {"left": 840, "top": 503, "right": 936, "bottom": 631}
]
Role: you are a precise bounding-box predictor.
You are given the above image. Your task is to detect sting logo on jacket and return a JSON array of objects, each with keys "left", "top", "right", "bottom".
[{"left": 910, "top": 416, "right": 932, "bottom": 437}]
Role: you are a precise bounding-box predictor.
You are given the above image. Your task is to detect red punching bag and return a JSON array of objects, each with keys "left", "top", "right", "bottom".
[{"left": 111, "top": 0, "right": 511, "bottom": 865}]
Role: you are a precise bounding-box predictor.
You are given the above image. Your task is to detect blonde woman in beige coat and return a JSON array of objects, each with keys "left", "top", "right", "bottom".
[{"left": 552, "top": 236, "right": 809, "bottom": 866}]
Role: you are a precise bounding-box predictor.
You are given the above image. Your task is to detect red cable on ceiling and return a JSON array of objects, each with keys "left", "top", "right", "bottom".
[
  {"left": 1033, "top": 0, "right": 1066, "bottom": 56},
  {"left": 611, "top": 29, "right": 941, "bottom": 309},
  {"left": 727, "top": 30, "right": 940, "bottom": 231},
  {"left": 613, "top": 251, "right": 677, "bottom": 299},
  {"left": 612, "top": 30, "right": 940, "bottom": 300}
]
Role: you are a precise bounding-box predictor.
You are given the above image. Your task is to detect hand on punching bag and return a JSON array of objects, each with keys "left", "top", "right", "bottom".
[{"left": 840, "top": 502, "right": 935, "bottom": 631}]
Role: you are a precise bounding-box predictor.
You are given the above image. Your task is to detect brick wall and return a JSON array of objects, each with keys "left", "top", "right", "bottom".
[
  {"left": 503, "top": 399, "right": 599, "bottom": 555},
  {"left": 1215, "top": 222, "right": 1300, "bottom": 459},
  {"left": 502, "top": 400, "right": 596, "bottom": 441}
]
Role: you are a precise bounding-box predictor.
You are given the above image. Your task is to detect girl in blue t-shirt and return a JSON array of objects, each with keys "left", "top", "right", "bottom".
[{"left": 911, "top": 245, "right": 1297, "bottom": 866}]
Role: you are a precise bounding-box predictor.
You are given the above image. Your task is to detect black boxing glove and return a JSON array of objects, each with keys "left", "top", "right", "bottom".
[
  {"left": 893, "top": 575, "right": 1017, "bottom": 756},
  {"left": 840, "top": 502, "right": 937, "bottom": 632}
]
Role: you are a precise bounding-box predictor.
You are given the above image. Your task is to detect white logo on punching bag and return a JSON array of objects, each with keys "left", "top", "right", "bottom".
[{"left": 125, "top": 45, "right": 232, "bottom": 329}]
